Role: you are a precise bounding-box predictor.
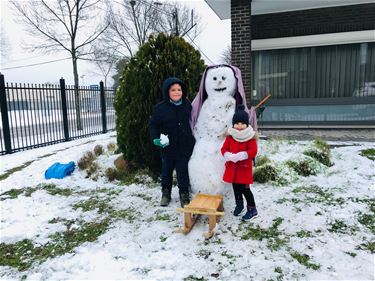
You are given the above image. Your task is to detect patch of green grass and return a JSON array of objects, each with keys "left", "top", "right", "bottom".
[
  {"left": 350, "top": 197, "right": 375, "bottom": 212},
  {"left": 296, "top": 230, "right": 314, "bottom": 238},
  {"left": 0, "top": 188, "right": 26, "bottom": 200},
  {"left": 274, "top": 267, "right": 282, "bottom": 274},
  {"left": 276, "top": 198, "right": 288, "bottom": 204},
  {"left": 344, "top": 251, "right": 357, "bottom": 257},
  {"left": 358, "top": 213, "right": 375, "bottom": 234},
  {"left": 0, "top": 161, "right": 34, "bottom": 181},
  {"left": 356, "top": 241, "right": 375, "bottom": 253},
  {"left": 0, "top": 219, "right": 110, "bottom": 271},
  {"left": 183, "top": 276, "right": 207, "bottom": 281},
  {"left": 95, "top": 188, "right": 122, "bottom": 197},
  {"left": 72, "top": 197, "right": 111, "bottom": 214},
  {"left": 359, "top": 148, "right": 375, "bottom": 161},
  {"left": 291, "top": 185, "right": 345, "bottom": 206},
  {"left": 0, "top": 239, "right": 35, "bottom": 271},
  {"left": 155, "top": 213, "right": 171, "bottom": 221},
  {"left": 159, "top": 235, "right": 167, "bottom": 242},
  {"left": 241, "top": 218, "right": 288, "bottom": 251},
  {"left": 43, "top": 184, "right": 72, "bottom": 196},
  {"left": 134, "top": 267, "right": 151, "bottom": 274},
  {"left": 203, "top": 236, "right": 223, "bottom": 245},
  {"left": 132, "top": 193, "right": 153, "bottom": 201},
  {"left": 109, "top": 207, "right": 138, "bottom": 223},
  {"left": 72, "top": 196, "right": 138, "bottom": 223},
  {"left": 48, "top": 218, "right": 110, "bottom": 251},
  {"left": 221, "top": 250, "right": 236, "bottom": 264},
  {"left": 327, "top": 219, "right": 358, "bottom": 234},
  {"left": 196, "top": 249, "right": 211, "bottom": 259},
  {"left": 117, "top": 168, "right": 156, "bottom": 186},
  {"left": 1, "top": 184, "right": 73, "bottom": 201},
  {"left": 290, "top": 251, "right": 321, "bottom": 270}
]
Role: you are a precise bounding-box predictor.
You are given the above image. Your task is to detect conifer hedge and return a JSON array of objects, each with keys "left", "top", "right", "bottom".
[{"left": 114, "top": 33, "right": 206, "bottom": 175}]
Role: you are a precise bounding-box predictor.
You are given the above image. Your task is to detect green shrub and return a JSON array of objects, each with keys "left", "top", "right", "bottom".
[
  {"left": 114, "top": 33, "right": 206, "bottom": 175},
  {"left": 359, "top": 148, "right": 375, "bottom": 161},
  {"left": 253, "top": 164, "right": 278, "bottom": 183},
  {"left": 93, "top": 145, "right": 104, "bottom": 156},
  {"left": 303, "top": 138, "right": 332, "bottom": 166},
  {"left": 77, "top": 151, "right": 96, "bottom": 170},
  {"left": 313, "top": 138, "right": 330, "bottom": 151},
  {"left": 286, "top": 160, "right": 317, "bottom": 177},
  {"left": 255, "top": 155, "right": 270, "bottom": 166}
]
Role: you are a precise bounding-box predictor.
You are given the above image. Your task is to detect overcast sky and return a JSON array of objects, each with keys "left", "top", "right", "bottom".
[{"left": 0, "top": 0, "right": 231, "bottom": 86}]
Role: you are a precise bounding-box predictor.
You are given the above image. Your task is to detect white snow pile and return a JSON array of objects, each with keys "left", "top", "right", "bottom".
[{"left": 0, "top": 133, "right": 374, "bottom": 280}]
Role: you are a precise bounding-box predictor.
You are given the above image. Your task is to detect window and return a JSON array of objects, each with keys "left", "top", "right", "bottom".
[{"left": 252, "top": 42, "right": 375, "bottom": 100}]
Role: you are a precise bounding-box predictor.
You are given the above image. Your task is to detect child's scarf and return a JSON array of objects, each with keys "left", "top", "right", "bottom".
[{"left": 228, "top": 126, "right": 255, "bottom": 142}]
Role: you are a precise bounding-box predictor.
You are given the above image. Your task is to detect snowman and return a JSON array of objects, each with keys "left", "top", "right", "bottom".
[{"left": 188, "top": 65, "right": 256, "bottom": 195}]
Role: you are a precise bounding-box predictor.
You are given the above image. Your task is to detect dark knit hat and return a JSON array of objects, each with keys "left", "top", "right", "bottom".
[{"left": 232, "top": 105, "right": 249, "bottom": 126}]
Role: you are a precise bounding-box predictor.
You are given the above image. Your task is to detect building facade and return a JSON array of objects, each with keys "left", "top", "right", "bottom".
[{"left": 205, "top": 0, "right": 375, "bottom": 129}]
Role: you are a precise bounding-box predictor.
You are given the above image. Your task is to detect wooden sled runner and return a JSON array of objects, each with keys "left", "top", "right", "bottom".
[{"left": 175, "top": 193, "right": 224, "bottom": 239}]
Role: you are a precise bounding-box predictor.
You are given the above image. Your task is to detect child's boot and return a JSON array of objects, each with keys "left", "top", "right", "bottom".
[
  {"left": 242, "top": 206, "right": 258, "bottom": 221},
  {"left": 160, "top": 188, "right": 171, "bottom": 206},
  {"left": 179, "top": 192, "right": 190, "bottom": 208},
  {"left": 233, "top": 200, "right": 244, "bottom": 216}
]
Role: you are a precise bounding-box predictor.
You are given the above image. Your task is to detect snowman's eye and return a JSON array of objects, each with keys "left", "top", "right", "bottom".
[
  {"left": 222, "top": 76, "right": 226, "bottom": 80},
  {"left": 213, "top": 77, "right": 217, "bottom": 81}
]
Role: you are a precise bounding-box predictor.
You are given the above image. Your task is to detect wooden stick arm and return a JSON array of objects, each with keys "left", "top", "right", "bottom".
[{"left": 254, "top": 94, "right": 271, "bottom": 110}]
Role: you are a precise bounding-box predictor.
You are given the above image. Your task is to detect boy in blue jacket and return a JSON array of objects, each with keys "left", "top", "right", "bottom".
[{"left": 149, "top": 77, "right": 195, "bottom": 207}]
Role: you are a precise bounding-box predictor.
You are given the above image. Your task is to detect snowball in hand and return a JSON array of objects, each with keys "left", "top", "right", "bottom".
[{"left": 160, "top": 134, "right": 169, "bottom": 145}]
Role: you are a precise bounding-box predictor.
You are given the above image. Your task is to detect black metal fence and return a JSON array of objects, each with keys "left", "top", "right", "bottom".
[{"left": 0, "top": 74, "right": 116, "bottom": 155}]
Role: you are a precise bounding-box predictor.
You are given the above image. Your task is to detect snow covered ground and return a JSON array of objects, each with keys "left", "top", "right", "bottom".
[{"left": 0, "top": 133, "right": 374, "bottom": 280}]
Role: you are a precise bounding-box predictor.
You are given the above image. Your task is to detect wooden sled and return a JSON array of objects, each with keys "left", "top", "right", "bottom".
[{"left": 175, "top": 193, "right": 224, "bottom": 239}]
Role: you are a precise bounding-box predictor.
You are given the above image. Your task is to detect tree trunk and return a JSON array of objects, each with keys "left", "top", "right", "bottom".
[{"left": 72, "top": 55, "right": 83, "bottom": 130}]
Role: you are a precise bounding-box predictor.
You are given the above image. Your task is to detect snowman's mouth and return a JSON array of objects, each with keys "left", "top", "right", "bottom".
[{"left": 214, "top": 87, "right": 227, "bottom": 92}]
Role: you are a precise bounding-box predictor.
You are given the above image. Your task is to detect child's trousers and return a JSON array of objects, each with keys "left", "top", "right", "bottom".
[
  {"left": 161, "top": 155, "right": 190, "bottom": 194},
  {"left": 232, "top": 183, "right": 256, "bottom": 207}
]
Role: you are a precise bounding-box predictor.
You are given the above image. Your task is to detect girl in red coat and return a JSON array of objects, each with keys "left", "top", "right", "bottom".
[{"left": 221, "top": 105, "right": 258, "bottom": 221}]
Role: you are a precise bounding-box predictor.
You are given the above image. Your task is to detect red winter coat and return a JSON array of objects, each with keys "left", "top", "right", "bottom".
[{"left": 221, "top": 136, "right": 258, "bottom": 184}]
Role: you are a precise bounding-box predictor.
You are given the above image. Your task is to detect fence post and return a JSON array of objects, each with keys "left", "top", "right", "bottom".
[
  {"left": 0, "top": 73, "right": 12, "bottom": 154},
  {"left": 99, "top": 81, "right": 107, "bottom": 133},
  {"left": 60, "top": 78, "right": 70, "bottom": 141}
]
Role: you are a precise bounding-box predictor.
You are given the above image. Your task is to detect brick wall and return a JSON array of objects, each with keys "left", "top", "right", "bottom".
[
  {"left": 252, "top": 3, "right": 375, "bottom": 39},
  {"left": 231, "top": 0, "right": 252, "bottom": 104}
]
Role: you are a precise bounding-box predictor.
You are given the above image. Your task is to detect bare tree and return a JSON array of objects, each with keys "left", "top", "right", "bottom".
[
  {"left": 10, "top": 0, "right": 109, "bottom": 130},
  {"left": 86, "top": 42, "right": 119, "bottom": 87},
  {"left": 103, "top": 0, "right": 201, "bottom": 59},
  {"left": 221, "top": 45, "right": 232, "bottom": 65},
  {"left": 0, "top": 20, "right": 11, "bottom": 64}
]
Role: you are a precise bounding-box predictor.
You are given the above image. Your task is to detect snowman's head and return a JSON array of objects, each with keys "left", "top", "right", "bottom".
[{"left": 204, "top": 66, "right": 237, "bottom": 98}]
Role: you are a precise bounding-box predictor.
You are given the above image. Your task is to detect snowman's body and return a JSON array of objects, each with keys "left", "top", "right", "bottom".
[{"left": 189, "top": 66, "right": 237, "bottom": 195}]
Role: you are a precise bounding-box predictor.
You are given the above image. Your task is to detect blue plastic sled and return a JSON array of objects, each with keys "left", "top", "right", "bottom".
[{"left": 45, "top": 161, "right": 75, "bottom": 179}]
